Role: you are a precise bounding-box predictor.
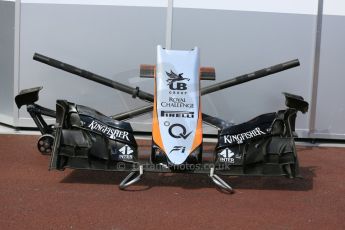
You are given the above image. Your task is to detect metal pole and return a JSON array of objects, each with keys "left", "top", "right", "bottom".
[
  {"left": 308, "top": 0, "right": 324, "bottom": 136},
  {"left": 200, "top": 59, "right": 300, "bottom": 95},
  {"left": 165, "top": 0, "right": 174, "bottom": 49},
  {"left": 33, "top": 53, "right": 154, "bottom": 103},
  {"left": 33, "top": 53, "right": 300, "bottom": 127}
]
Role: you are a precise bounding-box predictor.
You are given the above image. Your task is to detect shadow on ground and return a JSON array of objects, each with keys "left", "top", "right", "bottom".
[{"left": 60, "top": 166, "right": 315, "bottom": 191}]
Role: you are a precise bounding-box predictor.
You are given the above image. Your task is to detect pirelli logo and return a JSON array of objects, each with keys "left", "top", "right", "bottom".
[{"left": 160, "top": 111, "right": 194, "bottom": 118}]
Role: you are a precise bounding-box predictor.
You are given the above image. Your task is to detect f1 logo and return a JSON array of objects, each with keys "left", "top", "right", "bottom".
[{"left": 169, "top": 146, "right": 186, "bottom": 154}]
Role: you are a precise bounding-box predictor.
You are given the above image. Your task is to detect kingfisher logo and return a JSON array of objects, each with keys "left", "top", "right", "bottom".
[
  {"left": 223, "top": 127, "right": 266, "bottom": 144},
  {"left": 166, "top": 70, "right": 189, "bottom": 93},
  {"left": 87, "top": 120, "right": 129, "bottom": 141}
]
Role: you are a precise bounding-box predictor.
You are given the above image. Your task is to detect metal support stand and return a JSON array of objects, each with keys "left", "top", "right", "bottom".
[
  {"left": 27, "top": 104, "right": 56, "bottom": 135},
  {"left": 119, "top": 165, "right": 144, "bottom": 190},
  {"left": 209, "top": 167, "right": 233, "bottom": 193}
]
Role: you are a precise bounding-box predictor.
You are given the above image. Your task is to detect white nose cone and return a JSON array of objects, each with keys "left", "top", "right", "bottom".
[{"left": 153, "top": 45, "right": 201, "bottom": 165}]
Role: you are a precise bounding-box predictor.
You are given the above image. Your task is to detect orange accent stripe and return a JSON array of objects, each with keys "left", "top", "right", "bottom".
[
  {"left": 190, "top": 106, "right": 203, "bottom": 153},
  {"left": 190, "top": 73, "right": 203, "bottom": 153},
  {"left": 152, "top": 67, "right": 165, "bottom": 153}
]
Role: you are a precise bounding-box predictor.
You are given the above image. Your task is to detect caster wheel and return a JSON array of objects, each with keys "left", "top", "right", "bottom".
[{"left": 37, "top": 134, "right": 55, "bottom": 155}]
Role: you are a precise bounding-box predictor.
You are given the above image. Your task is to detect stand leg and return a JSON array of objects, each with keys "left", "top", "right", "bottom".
[
  {"left": 119, "top": 165, "right": 144, "bottom": 189},
  {"left": 209, "top": 167, "right": 234, "bottom": 193}
]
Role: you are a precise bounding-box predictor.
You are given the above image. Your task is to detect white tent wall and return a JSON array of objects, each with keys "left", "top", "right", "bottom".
[{"left": 0, "top": 0, "right": 344, "bottom": 139}]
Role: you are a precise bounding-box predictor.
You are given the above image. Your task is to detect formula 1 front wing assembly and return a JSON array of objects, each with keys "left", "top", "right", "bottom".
[{"left": 15, "top": 48, "right": 308, "bottom": 192}]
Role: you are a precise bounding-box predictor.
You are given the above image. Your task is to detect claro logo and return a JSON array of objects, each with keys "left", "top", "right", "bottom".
[{"left": 168, "top": 123, "right": 192, "bottom": 139}]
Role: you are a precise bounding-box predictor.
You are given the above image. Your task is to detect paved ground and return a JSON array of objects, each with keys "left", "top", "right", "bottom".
[{"left": 0, "top": 134, "right": 344, "bottom": 230}]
